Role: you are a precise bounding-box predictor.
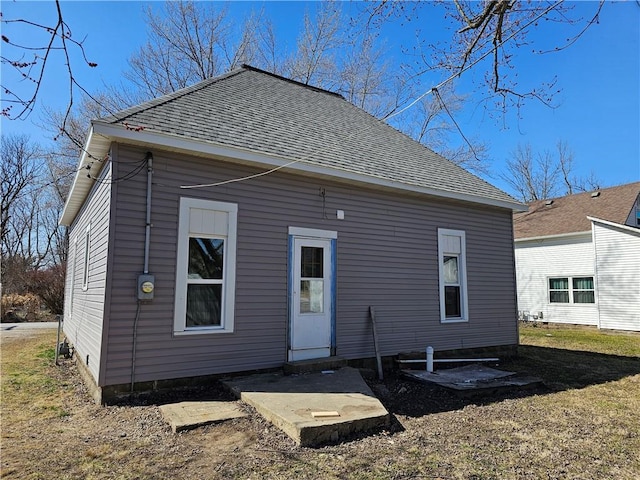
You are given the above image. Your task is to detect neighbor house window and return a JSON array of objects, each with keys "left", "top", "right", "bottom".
[
  {"left": 438, "top": 228, "right": 468, "bottom": 322},
  {"left": 174, "top": 198, "right": 237, "bottom": 334},
  {"left": 549, "top": 276, "right": 595, "bottom": 304},
  {"left": 82, "top": 224, "right": 91, "bottom": 290}
]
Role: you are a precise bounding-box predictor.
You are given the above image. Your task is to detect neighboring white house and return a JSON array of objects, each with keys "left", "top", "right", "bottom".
[{"left": 513, "top": 182, "right": 640, "bottom": 331}]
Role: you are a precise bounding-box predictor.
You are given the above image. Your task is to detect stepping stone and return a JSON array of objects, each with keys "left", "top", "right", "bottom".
[{"left": 159, "top": 401, "right": 247, "bottom": 433}]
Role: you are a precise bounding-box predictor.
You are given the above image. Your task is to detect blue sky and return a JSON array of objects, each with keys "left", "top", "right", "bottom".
[{"left": 2, "top": 1, "right": 639, "bottom": 196}]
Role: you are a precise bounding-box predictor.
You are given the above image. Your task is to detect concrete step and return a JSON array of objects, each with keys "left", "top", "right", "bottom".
[
  {"left": 224, "top": 367, "right": 390, "bottom": 446},
  {"left": 283, "top": 356, "right": 347, "bottom": 375}
]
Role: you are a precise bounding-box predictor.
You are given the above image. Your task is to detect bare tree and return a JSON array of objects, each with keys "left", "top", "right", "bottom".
[
  {"left": 501, "top": 141, "right": 600, "bottom": 202},
  {"left": 1, "top": 134, "right": 68, "bottom": 267},
  {"left": 286, "top": 2, "right": 344, "bottom": 90},
  {"left": 368, "top": 0, "right": 606, "bottom": 116},
  {"left": 338, "top": 33, "right": 395, "bottom": 118},
  {"left": 1, "top": 135, "right": 42, "bottom": 259},
  {"left": 1, "top": 0, "right": 99, "bottom": 129},
  {"left": 124, "top": 1, "right": 264, "bottom": 98}
]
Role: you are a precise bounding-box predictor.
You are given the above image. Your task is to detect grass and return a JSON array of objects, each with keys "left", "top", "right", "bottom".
[
  {"left": 1, "top": 325, "right": 639, "bottom": 479},
  {"left": 520, "top": 322, "right": 640, "bottom": 356},
  {"left": 1, "top": 333, "right": 70, "bottom": 421}
]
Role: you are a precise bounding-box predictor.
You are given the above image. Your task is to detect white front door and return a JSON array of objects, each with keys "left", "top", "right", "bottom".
[{"left": 289, "top": 236, "right": 333, "bottom": 361}]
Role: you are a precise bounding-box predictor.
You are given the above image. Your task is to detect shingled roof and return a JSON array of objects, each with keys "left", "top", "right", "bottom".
[
  {"left": 61, "top": 65, "right": 522, "bottom": 225},
  {"left": 513, "top": 182, "right": 640, "bottom": 240}
]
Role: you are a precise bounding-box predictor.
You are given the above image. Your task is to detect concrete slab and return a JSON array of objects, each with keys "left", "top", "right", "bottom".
[
  {"left": 224, "top": 367, "right": 390, "bottom": 447},
  {"left": 159, "top": 401, "right": 247, "bottom": 433},
  {"left": 402, "top": 364, "right": 542, "bottom": 395}
]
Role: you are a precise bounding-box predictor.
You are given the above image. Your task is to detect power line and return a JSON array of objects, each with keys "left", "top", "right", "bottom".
[{"left": 180, "top": 0, "right": 564, "bottom": 190}]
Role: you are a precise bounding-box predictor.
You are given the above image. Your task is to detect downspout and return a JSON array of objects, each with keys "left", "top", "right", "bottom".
[{"left": 131, "top": 152, "right": 153, "bottom": 393}]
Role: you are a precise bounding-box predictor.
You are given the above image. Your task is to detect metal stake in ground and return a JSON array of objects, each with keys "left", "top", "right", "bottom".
[{"left": 369, "top": 306, "right": 383, "bottom": 380}]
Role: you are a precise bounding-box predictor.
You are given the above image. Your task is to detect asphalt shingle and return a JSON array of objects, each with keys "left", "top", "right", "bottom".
[
  {"left": 99, "top": 65, "right": 519, "bottom": 207},
  {"left": 513, "top": 182, "right": 640, "bottom": 239}
]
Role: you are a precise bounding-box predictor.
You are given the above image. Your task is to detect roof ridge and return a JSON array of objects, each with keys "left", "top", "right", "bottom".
[{"left": 240, "top": 64, "right": 345, "bottom": 99}]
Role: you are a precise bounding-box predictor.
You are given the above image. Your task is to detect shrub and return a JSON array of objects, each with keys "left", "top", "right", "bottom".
[
  {"left": 1, "top": 293, "right": 41, "bottom": 322},
  {"left": 27, "top": 264, "right": 66, "bottom": 315}
]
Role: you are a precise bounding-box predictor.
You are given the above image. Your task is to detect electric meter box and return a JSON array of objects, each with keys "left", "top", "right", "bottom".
[{"left": 137, "top": 274, "right": 155, "bottom": 300}]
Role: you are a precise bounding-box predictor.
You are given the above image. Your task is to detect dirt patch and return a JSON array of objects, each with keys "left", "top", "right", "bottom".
[{"left": 2, "top": 329, "right": 640, "bottom": 479}]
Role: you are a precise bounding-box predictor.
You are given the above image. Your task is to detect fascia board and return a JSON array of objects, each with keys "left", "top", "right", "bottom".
[
  {"left": 588, "top": 216, "right": 640, "bottom": 235},
  {"left": 91, "top": 122, "right": 524, "bottom": 212},
  {"left": 59, "top": 128, "right": 111, "bottom": 226},
  {"left": 515, "top": 230, "right": 592, "bottom": 243}
]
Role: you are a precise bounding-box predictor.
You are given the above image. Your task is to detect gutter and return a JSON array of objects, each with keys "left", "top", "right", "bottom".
[
  {"left": 514, "top": 230, "right": 592, "bottom": 243},
  {"left": 61, "top": 122, "right": 526, "bottom": 227}
]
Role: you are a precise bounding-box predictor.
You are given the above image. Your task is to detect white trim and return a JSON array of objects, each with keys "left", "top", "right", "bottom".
[
  {"left": 60, "top": 122, "right": 525, "bottom": 226},
  {"left": 288, "top": 226, "right": 338, "bottom": 239},
  {"left": 174, "top": 198, "right": 238, "bottom": 335},
  {"left": 59, "top": 128, "right": 112, "bottom": 226},
  {"left": 437, "top": 228, "right": 469, "bottom": 323},
  {"left": 515, "top": 230, "right": 592, "bottom": 243},
  {"left": 588, "top": 216, "right": 640, "bottom": 235},
  {"left": 81, "top": 224, "right": 91, "bottom": 291}
]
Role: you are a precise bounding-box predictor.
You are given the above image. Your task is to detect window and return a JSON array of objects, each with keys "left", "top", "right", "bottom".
[
  {"left": 82, "top": 224, "right": 91, "bottom": 290},
  {"left": 300, "top": 246, "right": 324, "bottom": 314},
  {"left": 174, "top": 198, "right": 237, "bottom": 334},
  {"left": 438, "top": 228, "right": 468, "bottom": 322},
  {"left": 548, "top": 276, "right": 595, "bottom": 304}
]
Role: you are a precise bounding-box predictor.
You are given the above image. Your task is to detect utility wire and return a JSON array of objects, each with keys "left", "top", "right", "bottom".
[
  {"left": 432, "top": 87, "right": 480, "bottom": 162},
  {"left": 180, "top": 0, "right": 564, "bottom": 190}
]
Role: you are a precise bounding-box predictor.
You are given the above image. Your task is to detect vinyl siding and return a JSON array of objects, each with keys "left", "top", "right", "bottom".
[
  {"left": 102, "top": 144, "right": 518, "bottom": 386},
  {"left": 593, "top": 222, "right": 640, "bottom": 331},
  {"left": 514, "top": 233, "right": 598, "bottom": 325},
  {"left": 63, "top": 162, "right": 112, "bottom": 383}
]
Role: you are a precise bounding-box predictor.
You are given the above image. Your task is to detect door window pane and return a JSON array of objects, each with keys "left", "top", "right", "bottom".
[
  {"left": 301, "top": 247, "right": 323, "bottom": 278},
  {"left": 188, "top": 238, "right": 224, "bottom": 279},
  {"left": 186, "top": 284, "right": 222, "bottom": 326},
  {"left": 300, "top": 279, "right": 324, "bottom": 313}
]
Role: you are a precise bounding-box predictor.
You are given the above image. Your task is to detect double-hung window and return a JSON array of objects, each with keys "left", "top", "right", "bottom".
[
  {"left": 438, "top": 228, "right": 468, "bottom": 322},
  {"left": 549, "top": 276, "right": 595, "bottom": 304},
  {"left": 174, "top": 198, "right": 238, "bottom": 334}
]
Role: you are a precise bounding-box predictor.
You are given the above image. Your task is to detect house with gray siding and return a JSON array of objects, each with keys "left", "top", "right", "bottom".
[
  {"left": 60, "top": 65, "right": 525, "bottom": 402},
  {"left": 513, "top": 182, "right": 640, "bottom": 331}
]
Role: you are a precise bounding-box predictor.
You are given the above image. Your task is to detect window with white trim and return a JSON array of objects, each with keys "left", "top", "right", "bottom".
[
  {"left": 82, "top": 224, "right": 91, "bottom": 290},
  {"left": 174, "top": 198, "right": 237, "bottom": 334},
  {"left": 549, "top": 276, "right": 595, "bottom": 304},
  {"left": 438, "top": 228, "right": 468, "bottom": 322}
]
